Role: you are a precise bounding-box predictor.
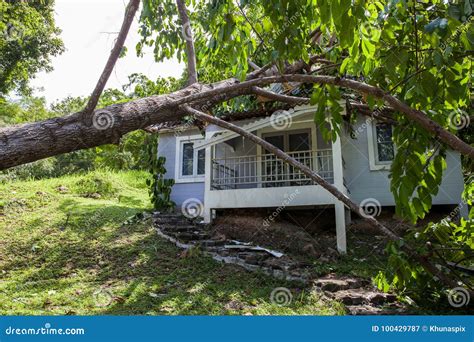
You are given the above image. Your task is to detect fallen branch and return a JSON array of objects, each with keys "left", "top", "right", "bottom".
[
  {"left": 1, "top": 72, "right": 472, "bottom": 170},
  {"left": 183, "top": 105, "right": 463, "bottom": 291},
  {"left": 252, "top": 87, "right": 310, "bottom": 105}
]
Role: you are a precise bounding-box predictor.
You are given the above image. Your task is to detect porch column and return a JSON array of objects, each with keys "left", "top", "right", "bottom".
[
  {"left": 203, "top": 132, "right": 213, "bottom": 223},
  {"left": 332, "top": 136, "right": 347, "bottom": 254}
]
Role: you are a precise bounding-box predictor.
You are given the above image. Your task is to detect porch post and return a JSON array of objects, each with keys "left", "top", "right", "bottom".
[
  {"left": 332, "top": 136, "right": 347, "bottom": 254},
  {"left": 203, "top": 132, "right": 213, "bottom": 223}
]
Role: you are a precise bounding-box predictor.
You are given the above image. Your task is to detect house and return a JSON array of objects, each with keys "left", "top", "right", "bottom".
[{"left": 156, "top": 104, "right": 467, "bottom": 253}]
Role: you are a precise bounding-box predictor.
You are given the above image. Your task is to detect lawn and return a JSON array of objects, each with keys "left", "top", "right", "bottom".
[{"left": 0, "top": 170, "right": 345, "bottom": 315}]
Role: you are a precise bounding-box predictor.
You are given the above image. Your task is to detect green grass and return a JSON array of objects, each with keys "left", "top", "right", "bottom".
[{"left": 0, "top": 170, "right": 345, "bottom": 315}]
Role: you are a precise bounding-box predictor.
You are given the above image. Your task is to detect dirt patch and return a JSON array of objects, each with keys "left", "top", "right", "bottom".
[
  {"left": 211, "top": 206, "right": 450, "bottom": 262},
  {"left": 211, "top": 209, "right": 338, "bottom": 258},
  {"left": 348, "top": 205, "right": 457, "bottom": 236}
]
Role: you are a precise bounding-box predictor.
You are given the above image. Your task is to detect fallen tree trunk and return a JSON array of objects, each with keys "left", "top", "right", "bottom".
[
  {"left": 1, "top": 73, "right": 473, "bottom": 170},
  {"left": 183, "top": 105, "right": 463, "bottom": 291},
  {"left": 0, "top": 79, "right": 243, "bottom": 170}
]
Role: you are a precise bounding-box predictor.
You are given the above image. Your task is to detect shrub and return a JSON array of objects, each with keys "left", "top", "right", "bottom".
[
  {"left": 72, "top": 171, "right": 118, "bottom": 198},
  {"left": 1, "top": 158, "right": 57, "bottom": 181}
]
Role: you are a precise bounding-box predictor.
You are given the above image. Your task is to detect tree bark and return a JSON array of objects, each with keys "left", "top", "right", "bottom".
[
  {"left": 1, "top": 73, "right": 472, "bottom": 170},
  {"left": 176, "top": 0, "right": 198, "bottom": 85},
  {"left": 82, "top": 0, "right": 140, "bottom": 122}
]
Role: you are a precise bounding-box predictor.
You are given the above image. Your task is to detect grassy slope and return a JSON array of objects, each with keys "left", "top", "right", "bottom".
[{"left": 0, "top": 171, "right": 344, "bottom": 315}]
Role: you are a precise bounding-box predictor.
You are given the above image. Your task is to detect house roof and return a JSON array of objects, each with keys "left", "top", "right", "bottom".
[
  {"left": 148, "top": 104, "right": 292, "bottom": 133},
  {"left": 193, "top": 104, "right": 323, "bottom": 149},
  {"left": 148, "top": 73, "right": 395, "bottom": 134}
]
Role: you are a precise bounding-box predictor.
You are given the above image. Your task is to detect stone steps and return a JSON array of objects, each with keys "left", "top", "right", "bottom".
[
  {"left": 160, "top": 225, "right": 201, "bottom": 232},
  {"left": 152, "top": 211, "right": 406, "bottom": 315},
  {"left": 174, "top": 232, "right": 211, "bottom": 242},
  {"left": 153, "top": 217, "right": 189, "bottom": 224},
  {"left": 313, "top": 275, "right": 402, "bottom": 314},
  {"left": 346, "top": 303, "right": 407, "bottom": 315},
  {"left": 198, "top": 239, "right": 226, "bottom": 248},
  {"left": 328, "top": 288, "right": 397, "bottom": 306},
  {"left": 314, "top": 276, "right": 369, "bottom": 292}
]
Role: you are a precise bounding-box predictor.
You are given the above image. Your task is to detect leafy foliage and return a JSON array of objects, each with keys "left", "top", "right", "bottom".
[
  {"left": 0, "top": 0, "right": 64, "bottom": 96},
  {"left": 376, "top": 180, "right": 473, "bottom": 306},
  {"left": 135, "top": 0, "right": 473, "bottom": 302},
  {"left": 0, "top": 74, "right": 183, "bottom": 181},
  {"left": 145, "top": 134, "right": 175, "bottom": 211}
]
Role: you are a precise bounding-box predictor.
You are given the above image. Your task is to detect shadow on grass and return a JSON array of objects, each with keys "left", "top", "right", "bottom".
[{"left": 2, "top": 196, "right": 328, "bottom": 315}]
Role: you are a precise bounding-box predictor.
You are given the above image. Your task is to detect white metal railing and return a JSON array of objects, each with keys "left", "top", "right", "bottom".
[{"left": 211, "top": 149, "right": 333, "bottom": 190}]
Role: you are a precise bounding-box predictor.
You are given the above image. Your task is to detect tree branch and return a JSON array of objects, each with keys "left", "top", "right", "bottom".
[
  {"left": 237, "top": 3, "right": 267, "bottom": 50},
  {"left": 1, "top": 71, "right": 472, "bottom": 170},
  {"left": 176, "top": 0, "right": 198, "bottom": 85},
  {"left": 183, "top": 105, "right": 462, "bottom": 291},
  {"left": 251, "top": 87, "right": 310, "bottom": 105},
  {"left": 176, "top": 74, "right": 474, "bottom": 159},
  {"left": 82, "top": 0, "right": 140, "bottom": 122}
]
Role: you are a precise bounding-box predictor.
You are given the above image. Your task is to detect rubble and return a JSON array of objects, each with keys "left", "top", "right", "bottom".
[{"left": 152, "top": 212, "right": 407, "bottom": 315}]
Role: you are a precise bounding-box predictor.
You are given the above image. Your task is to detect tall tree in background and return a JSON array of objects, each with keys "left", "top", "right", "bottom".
[{"left": 0, "top": 0, "right": 64, "bottom": 96}]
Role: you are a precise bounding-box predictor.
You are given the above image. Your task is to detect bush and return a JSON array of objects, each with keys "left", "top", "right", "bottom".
[
  {"left": 72, "top": 171, "right": 118, "bottom": 198},
  {"left": 1, "top": 158, "right": 57, "bottom": 182}
]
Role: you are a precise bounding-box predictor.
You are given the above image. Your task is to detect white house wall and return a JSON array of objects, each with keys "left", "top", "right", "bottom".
[
  {"left": 342, "top": 116, "right": 465, "bottom": 207},
  {"left": 157, "top": 129, "right": 205, "bottom": 207},
  {"left": 157, "top": 115, "right": 465, "bottom": 210}
]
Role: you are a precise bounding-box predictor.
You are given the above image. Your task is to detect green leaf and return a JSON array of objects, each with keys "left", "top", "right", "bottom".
[{"left": 361, "top": 38, "right": 375, "bottom": 58}]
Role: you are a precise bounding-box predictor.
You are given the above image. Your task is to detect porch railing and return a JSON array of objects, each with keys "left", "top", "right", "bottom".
[{"left": 211, "top": 149, "right": 333, "bottom": 190}]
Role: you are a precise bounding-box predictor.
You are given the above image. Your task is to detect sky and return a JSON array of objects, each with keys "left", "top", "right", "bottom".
[{"left": 30, "top": 0, "right": 184, "bottom": 105}]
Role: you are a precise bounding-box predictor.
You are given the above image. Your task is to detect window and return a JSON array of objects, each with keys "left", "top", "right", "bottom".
[
  {"left": 367, "top": 121, "right": 395, "bottom": 170},
  {"left": 375, "top": 123, "right": 394, "bottom": 163},
  {"left": 176, "top": 137, "right": 206, "bottom": 182}
]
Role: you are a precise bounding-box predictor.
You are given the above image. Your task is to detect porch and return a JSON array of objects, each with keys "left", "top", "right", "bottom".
[
  {"left": 211, "top": 149, "right": 334, "bottom": 190},
  {"left": 198, "top": 105, "right": 348, "bottom": 253}
]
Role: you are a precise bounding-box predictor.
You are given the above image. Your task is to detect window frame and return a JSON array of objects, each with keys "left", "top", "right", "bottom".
[
  {"left": 367, "top": 121, "right": 395, "bottom": 171},
  {"left": 175, "top": 135, "right": 206, "bottom": 183},
  {"left": 261, "top": 128, "right": 312, "bottom": 153}
]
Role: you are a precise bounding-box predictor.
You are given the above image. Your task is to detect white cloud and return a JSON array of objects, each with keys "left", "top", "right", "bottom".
[{"left": 31, "top": 0, "right": 184, "bottom": 104}]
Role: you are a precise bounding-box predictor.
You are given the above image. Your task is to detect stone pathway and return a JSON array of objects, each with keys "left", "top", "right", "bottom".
[{"left": 153, "top": 212, "right": 406, "bottom": 315}]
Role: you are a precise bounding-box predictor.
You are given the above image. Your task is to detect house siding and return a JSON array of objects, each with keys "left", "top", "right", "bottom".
[
  {"left": 157, "top": 115, "right": 465, "bottom": 210},
  {"left": 341, "top": 116, "right": 465, "bottom": 206},
  {"left": 157, "top": 130, "right": 205, "bottom": 206}
]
